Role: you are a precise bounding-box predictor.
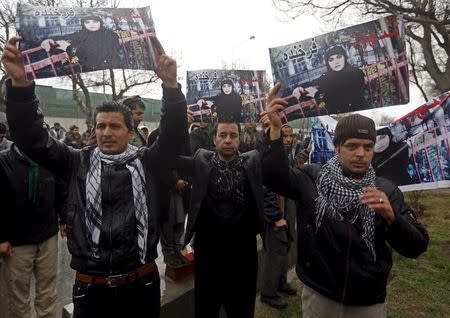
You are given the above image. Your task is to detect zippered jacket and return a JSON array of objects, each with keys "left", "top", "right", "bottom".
[
  {"left": 5, "top": 80, "right": 188, "bottom": 275},
  {"left": 262, "top": 137, "right": 429, "bottom": 306},
  {"left": 0, "top": 146, "right": 67, "bottom": 246}
]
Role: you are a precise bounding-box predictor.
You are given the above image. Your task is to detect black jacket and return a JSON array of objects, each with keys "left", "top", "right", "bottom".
[
  {"left": 6, "top": 80, "right": 187, "bottom": 275},
  {"left": 176, "top": 149, "right": 265, "bottom": 246},
  {"left": 262, "top": 137, "right": 429, "bottom": 306},
  {"left": 0, "top": 145, "right": 67, "bottom": 246}
]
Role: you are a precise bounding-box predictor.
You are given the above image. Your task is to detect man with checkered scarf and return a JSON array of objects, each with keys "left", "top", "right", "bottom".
[
  {"left": 261, "top": 84, "right": 429, "bottom": 318},
  {"left": 3, "top": 36, "right": 187, "bottom": 318}
]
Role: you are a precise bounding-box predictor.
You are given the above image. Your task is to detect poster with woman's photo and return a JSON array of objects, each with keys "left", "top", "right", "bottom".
[
  {"left": 16, "top": 3, "right": 157, "bottom": 79},
  {"left": 375, "top": 91, "right": 450, "bottom": 191},
  {"left": 186, "top": 69, "right": 267, "bottom": 123},
  {"left": 269, "top": 15, "right": 409, "bottom": 122}
]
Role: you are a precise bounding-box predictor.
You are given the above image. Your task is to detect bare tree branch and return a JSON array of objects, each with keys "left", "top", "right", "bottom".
[{"left": 408, "top": 38, "right": 429, "bottom": 101}]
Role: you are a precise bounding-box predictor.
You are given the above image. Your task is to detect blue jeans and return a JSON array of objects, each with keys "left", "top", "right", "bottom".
[{"left": 73, "top": 270, "right": 160, "bottom": 318}]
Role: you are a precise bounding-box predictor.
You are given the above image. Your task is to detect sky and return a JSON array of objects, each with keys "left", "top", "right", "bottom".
[{"left": 37, "top": 0, "right": 427, "bottom": 122}]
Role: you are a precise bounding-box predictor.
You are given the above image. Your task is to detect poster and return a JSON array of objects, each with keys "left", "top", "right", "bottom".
[
  {"left": 16, "top": 3, "right": 157, "bottom": 79},
  {"left": 186, "top": 69, "right": 267, "bottom": 123},
  {"left": 269, "top": 15, "right": 409, "bottom": 122},
  {"left": 307, "top": 92, "right": 450, "bottom": 191},
  {"left": 375, "top": 91, "right": 450, "bottom": 191},
  {"left": 310, "top": 116, "right": 337, "bottom": 165}
]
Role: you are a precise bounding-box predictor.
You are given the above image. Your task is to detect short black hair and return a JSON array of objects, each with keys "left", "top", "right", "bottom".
[
  {"left": 212, "top": 122, "right": 241, "bottom": 137},
  {"left": 121, "top": 95, "right": 146, "bottom": 111},
  {"left": 94, "top": 101, "right": 133, "bottom": 132}
]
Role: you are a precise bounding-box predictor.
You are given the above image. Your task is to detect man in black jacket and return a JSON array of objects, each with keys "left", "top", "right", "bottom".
[
  {"left": 2, "top": 36, "right": 187, "bottom": 318},
  {"left": 178, "top": 122, "right": 269, "bottom": 318},
  {"left": 262, "top": 84, "right": 429, "bottom": 317},
  {"left": 0, "top": 145, "right": 66, "bottom": 318}
]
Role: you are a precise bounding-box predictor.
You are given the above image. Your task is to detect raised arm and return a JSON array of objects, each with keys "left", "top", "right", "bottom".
[
  {"left": 3, "top": 36, "right": 75, "bottom": 178},
  {"left": 145, "top": 40, "right": 189, "bottom": 172},
  {"left": 261, "top": 83, "right": 313, "bottom": 199}
]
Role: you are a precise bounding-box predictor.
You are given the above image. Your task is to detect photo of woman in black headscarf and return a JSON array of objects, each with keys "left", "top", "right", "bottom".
[
  {"left": 211, "top": 79, "right": 243, "bottom": 123},
  {"left": 40, "top": 15, "right": 122, "bottom": 72},
  {"left": 316, "top": 45, "right": 368, "bottom": 113},
  {"left": 292, "top": 45, "right": 368, "bottom": 115},
  {"left": 373, "top": 127, "right": 413, "bottom": 186}
]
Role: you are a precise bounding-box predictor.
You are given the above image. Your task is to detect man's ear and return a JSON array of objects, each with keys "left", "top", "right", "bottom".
[{"left": 212, "top": 135, "right": 217, "bottom": 147}]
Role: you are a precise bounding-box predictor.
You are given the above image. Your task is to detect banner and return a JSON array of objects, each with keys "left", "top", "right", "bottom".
[
  {"left": 307, "top": 92, "right": 450, "bottom": 191},
  {"left": 374, "top": 91, "right": 450, "bottom": 191},
  {"left": 16, "top": 3, "right": 157, "bottom": 79},
  {"left": 310, "top": 116, "right": 337, "bottom": 165},
  {"left": 269, "top": 15, "right": 409, "bottom": 122},
  {"left": 186, "top": 69, "right": 267, "bottom": 123}
]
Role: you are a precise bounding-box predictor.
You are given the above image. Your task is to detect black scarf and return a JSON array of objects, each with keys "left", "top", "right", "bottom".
[{"left": 210, "top": 152, "right": 245, "bottom": 208}]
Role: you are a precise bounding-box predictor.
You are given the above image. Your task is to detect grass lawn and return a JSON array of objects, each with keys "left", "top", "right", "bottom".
[{"left": 255, "top": 189, "right": 450, "bottom": 318}]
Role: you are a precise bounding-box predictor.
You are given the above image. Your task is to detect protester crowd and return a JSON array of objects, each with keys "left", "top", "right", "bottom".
[{"left": 0, "top": 35, "right": 429, "bottom": 318}]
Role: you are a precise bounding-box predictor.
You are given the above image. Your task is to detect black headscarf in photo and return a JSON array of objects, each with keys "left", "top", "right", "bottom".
[{"left": 213, "top": 79, "right": 243, "bottom": 122}]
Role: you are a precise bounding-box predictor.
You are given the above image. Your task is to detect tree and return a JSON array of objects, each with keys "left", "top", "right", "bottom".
[
  {"left": 377, "top": 113, "right": 396, "bottom": 126},
  {"left": 272, "top": 0, "right": 450, "bottom": 99}
]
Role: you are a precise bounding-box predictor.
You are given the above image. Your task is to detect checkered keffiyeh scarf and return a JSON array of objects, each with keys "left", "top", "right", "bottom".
[
  {"left": 86, "top": 145, "right": 148, "bottom": 264},
  {"left": 315, "top": 156, "right": 377, "bottom": 260}
]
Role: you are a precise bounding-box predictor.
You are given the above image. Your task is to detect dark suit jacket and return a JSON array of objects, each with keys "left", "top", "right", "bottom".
[{"left": 176, "top": 149, "right": 265, "bottom": 246}]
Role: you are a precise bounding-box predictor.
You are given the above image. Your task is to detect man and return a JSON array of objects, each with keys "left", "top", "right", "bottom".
[
  {"left": 189, "top": 121, "right": 215, "bottom": 153},
  {"left": 3, "top": 36, "right": 187, "bottom": 317},
  {"left": 239, "top": 122, "right": 264, "bottom": 152},
  {"left": 262, "top": 84, "right": 429, "bottom": 317},
  {"left": 178, "top": 122, "right": 266, "bottom": 318},
  {"left": 0, "top": 144, "right": 66, "bottom": 318},
  {"left": 0, "top": 122, "right": 12, "bottom": 151},
  {"left": 260, "top": 124, "right": 302, "bottom": 309},
  {"left": 282, "top": 124, "right": 312, "bottom": 167},
  {"left": 122, "top": 95, "right": 147, "bottom": 147},
  {"left": 158, "top": 170, "right": 190, "bottom": 268},
  {"left": 64, "top": 125, "right": 84, "bottom": 149},
  {"left": 49, "top": 122, "right": 66, "bottom": 140}
]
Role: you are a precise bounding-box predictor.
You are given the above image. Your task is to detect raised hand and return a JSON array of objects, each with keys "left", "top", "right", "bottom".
[
  {"left": 187, "top": 109, "right": 195, "bottom": 125},
  {"left": 0, "top": 241, "right": 13, "bottom": 257},
  {"left": 152, "top": 37, "right": 178, "bottom": 88},
  {"left": 155, "top": 54, "right": 178, "bottom": 88},
  {"left": 260, "top": 83, "right": 287, "bottom": 140},
  {"left": 1, "top": 36, "right": 32, "bottom": 87},
  {"left": 40, "top": 39, "right": 55, "bottom": 51}
]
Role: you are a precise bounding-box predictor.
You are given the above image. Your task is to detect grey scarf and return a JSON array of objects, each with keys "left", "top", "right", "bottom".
[
  {"left": 86, "top": 145, "right": 148, "bottom": 264},
  {"left": 315, "top": 156, "right": 377, "bottom": 260}
]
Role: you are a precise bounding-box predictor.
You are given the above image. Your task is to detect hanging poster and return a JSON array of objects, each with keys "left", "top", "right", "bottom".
[{"left": 374, "top": 91, "right": 450, "bottom": 191}]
